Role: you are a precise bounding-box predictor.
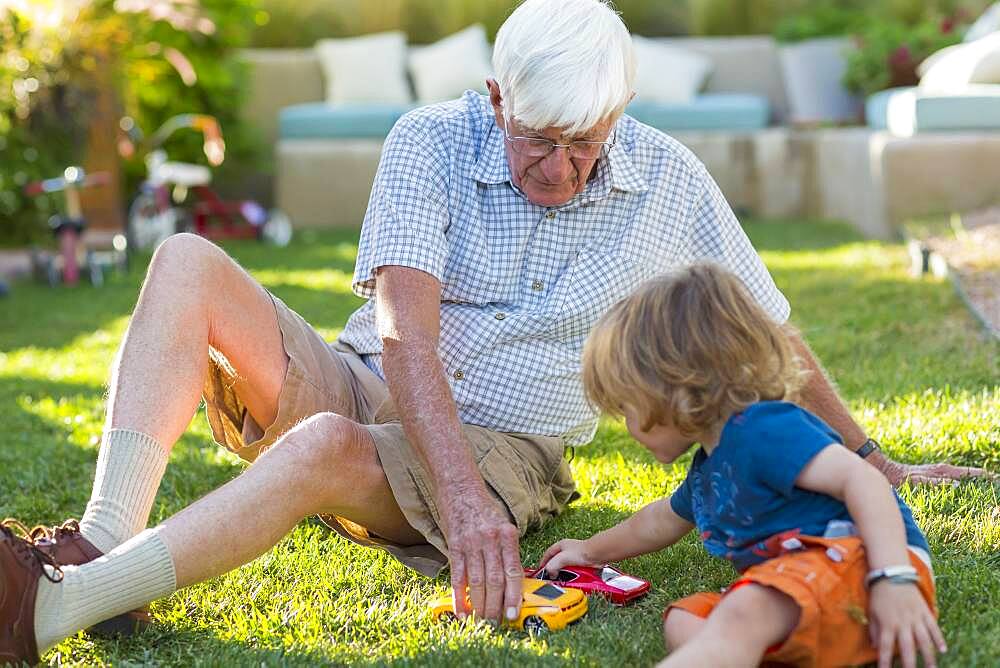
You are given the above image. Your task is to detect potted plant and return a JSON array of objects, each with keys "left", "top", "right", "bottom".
[
  {"left": 774, "top": 1, "right": 867, "bottom": 125},
  {"left": 843, "top": 16, "right": 965, "bottom": 99}
]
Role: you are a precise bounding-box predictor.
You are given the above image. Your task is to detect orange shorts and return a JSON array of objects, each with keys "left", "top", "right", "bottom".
[{"left": 666, "top": 536, "right": 937, "bottom": 668}]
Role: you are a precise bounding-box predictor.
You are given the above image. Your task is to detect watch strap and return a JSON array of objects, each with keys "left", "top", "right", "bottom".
[{"left": 855, "top": 437, "right": 881, "bottom": 459}]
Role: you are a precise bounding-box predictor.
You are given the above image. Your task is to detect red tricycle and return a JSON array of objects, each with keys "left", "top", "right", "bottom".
[{"left": 119, "top": 113, "right": 292, "bottom": 252}]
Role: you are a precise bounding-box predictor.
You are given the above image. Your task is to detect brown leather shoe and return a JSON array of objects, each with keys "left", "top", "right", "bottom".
[
  {"left": 0, "top": 520, "right": 56, "bottom": 665},
  {"left": 18, "top": 520, "right": 152, "bottom": 638}
]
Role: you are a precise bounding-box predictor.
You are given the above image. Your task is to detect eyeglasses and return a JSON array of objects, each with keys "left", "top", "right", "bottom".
[{"left": 502, "top": 117, "right": 615, "bottom": 161}]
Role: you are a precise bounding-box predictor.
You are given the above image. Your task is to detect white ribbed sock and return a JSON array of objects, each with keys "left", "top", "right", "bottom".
[
  {"left": 79, "top": 429, "right": 168, "bottom": 554},
  {"left": 34, "top": 528, "right": 177, "bottom": 654}
]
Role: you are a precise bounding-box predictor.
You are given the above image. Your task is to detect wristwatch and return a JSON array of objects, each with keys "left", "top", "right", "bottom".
[
  {"left": 855, "top": 437, "right": 881, "bottom": 459},
  {"left": 865, "top": 565, "right": 919, "bottom": 588}
]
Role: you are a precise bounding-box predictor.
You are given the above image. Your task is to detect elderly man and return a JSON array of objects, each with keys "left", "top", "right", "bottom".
[{"left": 0, "top": 0, "right": 981, "bottom": 662}]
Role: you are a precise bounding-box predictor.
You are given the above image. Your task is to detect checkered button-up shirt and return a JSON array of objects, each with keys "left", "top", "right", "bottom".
[{"left": 339, "top": 91, "right": 789, "bottom": 445}]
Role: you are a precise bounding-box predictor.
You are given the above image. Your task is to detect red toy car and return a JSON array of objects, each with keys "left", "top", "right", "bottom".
[{"left": 524, "top": 564, "right": 651, "bottom": 605}]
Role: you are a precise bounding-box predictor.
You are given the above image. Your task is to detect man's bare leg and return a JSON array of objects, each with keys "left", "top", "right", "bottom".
[
  {"left": 106, "top": 232, "right": 288, "bottom": 449},
  {"left": 161, "top": 411, "right": 424, "bottom": 587},
  {"left": 34, "top": 410, "right": 423, "bottom": 652},
  {"left": 74, "top": 233, "right": 291, "bottom": 553}
]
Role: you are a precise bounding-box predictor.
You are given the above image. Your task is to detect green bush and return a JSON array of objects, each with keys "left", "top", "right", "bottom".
[
  {"left": 0, "top": 0, "right": 259, "bottom": 248},
  {"left": 250, "top": 0, "right": 690, "bottom": 47},
  {"left": 843, "top": 17, "right": 964, "bottom": 96},
  {"left": 772, "top": 0, "right": 867, "bottom": 43}
]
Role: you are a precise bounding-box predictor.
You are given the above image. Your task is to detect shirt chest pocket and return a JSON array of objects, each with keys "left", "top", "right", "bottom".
[
  {"left": 438, "top": 220, "right": 520, "bottom": 305},
  {"left": 546, "top": 249, "right": 654, "bottom": 345}
]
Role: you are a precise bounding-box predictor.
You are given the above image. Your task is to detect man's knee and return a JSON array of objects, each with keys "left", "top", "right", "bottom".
[
  {"left": 281, "top": 412, "right": 380, "bottom": 494},
  {"left": 147, "top": 232, "right": 225, "bottom": 286}
]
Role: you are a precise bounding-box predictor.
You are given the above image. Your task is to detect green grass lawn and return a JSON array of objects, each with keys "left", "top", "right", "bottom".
[{"left": 1, "top": 220, "right": 998, "bottom": 666}]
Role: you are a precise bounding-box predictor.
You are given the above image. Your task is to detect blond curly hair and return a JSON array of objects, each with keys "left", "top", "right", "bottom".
[{"left": 582, "top": 262, "right": 805, "bottom": 436}]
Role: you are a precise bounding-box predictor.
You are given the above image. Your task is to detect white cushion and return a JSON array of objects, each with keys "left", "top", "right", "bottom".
[
  {"left": 315, "top": 31, "right": 412, "bottom": 105},
  {"left": 965, "top": 1, "right": 1000, "bottom": 42},
  {"left": 631, "top": 35, "right": 713, "bottom": 104},
  {"left": 408, "top": 24, "right": 493, "bottom": 104},
  {"left": 919, "top": 32, "right": 1000, "bottom": 94}
]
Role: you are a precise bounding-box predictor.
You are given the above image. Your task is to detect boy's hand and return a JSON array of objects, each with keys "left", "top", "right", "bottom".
[
  {"left": 868, "top": 581, "right": 946, "bottom": 668},
  {"left": 538, "top": 539, "right": 601, "bottom": 576}
]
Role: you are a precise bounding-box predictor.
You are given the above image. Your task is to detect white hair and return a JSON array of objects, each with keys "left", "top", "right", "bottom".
[{"left": 492, "top": 0, "right": 636, "bottom": 135}]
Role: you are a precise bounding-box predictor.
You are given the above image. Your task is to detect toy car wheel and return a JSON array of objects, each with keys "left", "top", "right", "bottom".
[
  {"left": 439, "top": 611, "right": 457, "bottom": 623},
  {"left": 523, "top": 615, "right": 548, "bottom": 635}
]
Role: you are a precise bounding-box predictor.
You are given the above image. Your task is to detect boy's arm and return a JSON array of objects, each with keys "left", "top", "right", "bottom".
[
  {"left": 539, "top": 499, "right": 693, "bottom": 573},
  {"left": 795, "top": 445, "right": 947, "bottom": 667},
  {"left": 795, "top": 445, "right": 910, "bottom": 569}
]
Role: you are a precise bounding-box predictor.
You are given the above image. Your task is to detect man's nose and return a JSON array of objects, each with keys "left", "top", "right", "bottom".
[{"left": 537, "top": 147, "right": 575, "bottom": 183}]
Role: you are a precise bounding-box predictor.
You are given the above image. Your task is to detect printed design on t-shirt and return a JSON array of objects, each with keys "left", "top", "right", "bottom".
[{"left": 690, "top": 460, "right": 757, "bottom": 561}]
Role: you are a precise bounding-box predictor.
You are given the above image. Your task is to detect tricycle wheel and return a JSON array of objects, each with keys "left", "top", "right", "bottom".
[
  {"left": 523, "top": 615, "right": 547, "bottom": 635},
  {"left": 46, "top": 259, "right": 61, "bottom": 287},
  {"left": 262, "top": 209, "right": 293, "bottom": 247}
]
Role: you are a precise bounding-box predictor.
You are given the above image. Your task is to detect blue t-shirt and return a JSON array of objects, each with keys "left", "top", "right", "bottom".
[{"left": 669, "top": 401, "right": 929, "bottom": 572}]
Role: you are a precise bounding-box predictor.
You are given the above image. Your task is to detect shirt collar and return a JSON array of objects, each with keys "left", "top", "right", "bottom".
[
  {"left": 469, "top": 119, "right": 649, "bottom": 196},
  {"left": 470, "top": 121, "right": 511, "bottom": 184}
]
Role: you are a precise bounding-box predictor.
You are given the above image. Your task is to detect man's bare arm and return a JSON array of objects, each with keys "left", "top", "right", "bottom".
[
  {"left": 374, "top": 265, "right": 524, "bottom": 622},
  {"left": 785, "top": 324, "right": 985, "bottom": 485}
]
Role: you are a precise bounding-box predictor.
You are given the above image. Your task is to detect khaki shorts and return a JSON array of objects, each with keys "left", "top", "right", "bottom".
[{"left": 202, "top": 292, "right": 578, "bottom": 576}]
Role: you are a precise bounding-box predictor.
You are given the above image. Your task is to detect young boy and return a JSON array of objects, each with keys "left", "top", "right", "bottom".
[{"left": 540, "top": 263, "right": 944, "bottom": 668}]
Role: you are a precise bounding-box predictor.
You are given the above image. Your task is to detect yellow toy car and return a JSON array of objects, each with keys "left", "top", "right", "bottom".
[{"left": 429, "top": 578, "right": 588, "bottom": 633}]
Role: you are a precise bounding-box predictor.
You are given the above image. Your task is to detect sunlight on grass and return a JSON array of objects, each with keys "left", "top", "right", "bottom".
[{"left": 1, "top": 223, "right": 997, "bottom": 666}]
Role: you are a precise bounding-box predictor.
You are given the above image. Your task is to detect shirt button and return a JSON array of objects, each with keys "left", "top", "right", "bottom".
[
  {"left": 545, "top": 210, "right": 556, "bottom": 219},
  {"left": 494, "top": 312, "right": 506, "bottom": 320},
  {"left": 453, "top": 370, "right": 465, "bottom": 380},
  {"left": 531, "top": 280, "right": 544, "bottom": 291}
]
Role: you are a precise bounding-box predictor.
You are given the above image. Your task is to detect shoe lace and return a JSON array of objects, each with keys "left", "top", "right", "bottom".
[
  {"left": 1, "top": 518, "right": 65, "bottom": 583},
  {"left": 28, "top": 518, "right": 81, "bottom": 544}
]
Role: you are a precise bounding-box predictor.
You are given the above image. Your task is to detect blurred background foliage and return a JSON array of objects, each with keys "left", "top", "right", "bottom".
[
  {"left": 1, "top": 0, "right": 257, "bottom": 246},
  {"left": 1, "top": 0, "right": 996, "bottom": 246}
]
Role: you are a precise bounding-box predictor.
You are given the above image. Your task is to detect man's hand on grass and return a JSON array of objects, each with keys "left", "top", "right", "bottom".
[
  {"left": 442, "top": 485, "right": 523, "bottom": 623},
  {"left": 871, "top": 452, "right": 989, "bottom": 486}
]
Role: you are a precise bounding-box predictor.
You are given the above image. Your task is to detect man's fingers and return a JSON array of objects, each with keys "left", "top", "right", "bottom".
[
  {"left": 450, "top": 552, "right": 469, "bottom": 617},
  {"left": 483, "top": 542, "right": 505, "bottom": 621},
  {"left": 904, "top": 464, "right": 990, "bottom": 485},
  {"left": 500, "top": 527, "right": 524, "bottom": 622},
  {"left": 467, "top": 549, "right": 486, "bottom": 618}
]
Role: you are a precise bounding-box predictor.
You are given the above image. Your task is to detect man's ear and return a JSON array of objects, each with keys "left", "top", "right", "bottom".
[{"left": 486, "top": 78, "right": 504, "bottom": 124}]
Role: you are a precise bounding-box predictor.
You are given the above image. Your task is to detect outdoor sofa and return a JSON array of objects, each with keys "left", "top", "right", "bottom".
[{"left": 239, "top": 34, "right": 1000, "bottom": 240}]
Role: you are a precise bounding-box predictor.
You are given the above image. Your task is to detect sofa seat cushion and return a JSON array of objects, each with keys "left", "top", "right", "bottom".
[
  {"left": 866, "top": 85, "right": 1000, "bottom": 136},
  {"left": 279, "top": 102, "right": 415, "bottom": 139},
  {"left": 626, "top": 94, "right": 769, "bottom": 131}
]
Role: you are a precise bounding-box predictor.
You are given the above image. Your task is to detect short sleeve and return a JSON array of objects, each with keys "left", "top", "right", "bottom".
[
  {"left": 733, "top": 403, "right": 843, "bottom": 497},
  {"left": 689, "top": 167, "right": 790, "bottom": 324},
  {"left": 669, "top": 473, "right": 695, "bottom": 523},
  {"left": 351, "top": 120, "right": 451, "bottom": 298}
]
